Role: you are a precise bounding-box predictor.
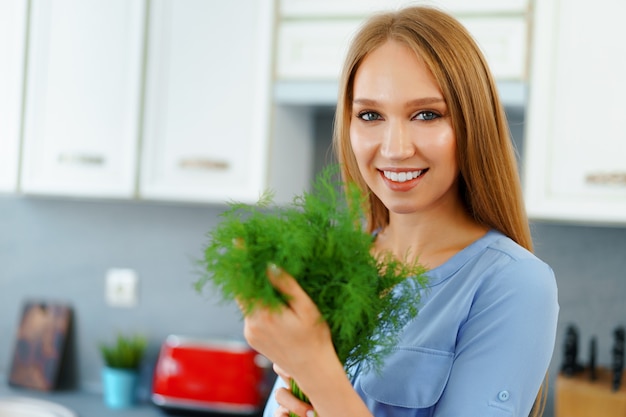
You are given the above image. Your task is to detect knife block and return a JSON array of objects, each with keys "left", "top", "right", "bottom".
[{"left": 556, "top": 368, "right": 626, "bottom": 417}]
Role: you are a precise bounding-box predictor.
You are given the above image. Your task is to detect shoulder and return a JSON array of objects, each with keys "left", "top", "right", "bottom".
[
  {"left": 473, "top": 232, "right": 558, "bottom": 310},
  {"left": 485, "top": 233, "right": 555, "bottom": 286}
]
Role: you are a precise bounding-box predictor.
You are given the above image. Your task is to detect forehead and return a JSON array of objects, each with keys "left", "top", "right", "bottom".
[{"left": 352, "top": 40, "right": 442, "bottom": 101}]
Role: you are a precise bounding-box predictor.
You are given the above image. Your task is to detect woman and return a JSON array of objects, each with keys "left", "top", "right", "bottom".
[{"left": 243, "top": 6, "right": 559, "bottom": 417}]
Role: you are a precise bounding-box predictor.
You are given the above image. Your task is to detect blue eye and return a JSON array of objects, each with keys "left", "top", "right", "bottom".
[
  {"left": 358, "top": 111, "right": 382, "bottom": 121},
  {"left": 415, "top": 111, "right": 440, "bottom": 121}
]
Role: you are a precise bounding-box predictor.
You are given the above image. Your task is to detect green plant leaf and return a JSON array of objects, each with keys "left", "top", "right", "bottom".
[
  {"left": 196, "top": 163, "right": 428, "bottom": 401},
  {"left": 99, "top": 333, "right": 146, "bottom": 370}
]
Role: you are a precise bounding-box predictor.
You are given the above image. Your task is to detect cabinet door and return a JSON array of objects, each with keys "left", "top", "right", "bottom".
[
  {"left": 21, "top": 0, "right": 145, "bottom": 198},
  {"left": 140, "top": 0, "right": 274, "bottom": 203},
  {"left": 0, "top": 0, "right": 27, "bottom": 192},
  {"left": 524, "top": 0, "right": 626, "bottom": 225},
  {"left": 277, "top": 16, "right": 526, "bottom": 82},
  {"left": 276, "top": 20, "right": 360, "bottom": 80},
  {"left": 279, "top": 0, "right": 529, "bottom": 17}
]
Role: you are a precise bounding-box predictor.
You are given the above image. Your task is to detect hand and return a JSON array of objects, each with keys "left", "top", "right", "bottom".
[
  {"left": 242, "top": 264, "right": 334, "bottom": 382},
  {"left": 243, "top": 266, "right": 371, "bottom": 417},
  {"left": 272, "top": 364, "right": 316, "bottom": 417}
]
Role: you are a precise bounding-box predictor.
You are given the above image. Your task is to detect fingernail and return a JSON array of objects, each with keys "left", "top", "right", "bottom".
[
  {"left": 232, "top": 237, "right": 245, "bottom": 249},
  {"left": 306, "top": 410, "right": 316, "bottom": 417},
  {"left": 267, "top": 262, "right": 282, "bottom": 278}
]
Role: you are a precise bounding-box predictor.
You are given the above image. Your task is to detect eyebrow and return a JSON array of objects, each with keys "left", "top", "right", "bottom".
[{"left": 353, "top": 97, "right": 446, "bottom": 107}]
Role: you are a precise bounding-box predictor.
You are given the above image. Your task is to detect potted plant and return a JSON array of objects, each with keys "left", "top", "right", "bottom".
[{"left": 99, "top": 333, "right": 147, "bottom": 409}]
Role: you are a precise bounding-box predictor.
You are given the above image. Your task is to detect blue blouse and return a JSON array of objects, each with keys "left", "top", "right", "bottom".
[{"left": 263, "top": 230, "right": 559, "bottom": 416}]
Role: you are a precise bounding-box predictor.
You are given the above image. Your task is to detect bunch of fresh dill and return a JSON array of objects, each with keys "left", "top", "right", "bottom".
[{"left": 195, "top": 164, "right": 428, "bottom": 401}]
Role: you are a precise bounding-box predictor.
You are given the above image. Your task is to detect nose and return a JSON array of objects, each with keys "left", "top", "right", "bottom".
[{"left": 380, "top": 119, "right": 414, "bottom": 160}]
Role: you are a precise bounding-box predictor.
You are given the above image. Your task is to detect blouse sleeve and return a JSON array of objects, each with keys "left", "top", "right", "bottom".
[
  {"left": 262, "top": 377, "right": 285, "bottom": 417},
  {"left": 433, "top": 258, "right": 559, "bottom": 416}
]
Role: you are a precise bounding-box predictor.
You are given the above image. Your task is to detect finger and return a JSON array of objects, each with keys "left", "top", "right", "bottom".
[
  {"left": 275, "top": 387, "right": 315, "bottom": 417},
  {"left": 273, "top": 363, "right": 291, "bottom": 384},
  {"left": 266, "top": 264, "right": 317, "bottom": 315},
  {"left": 235, "top": 296, "right": 255, "bottom": 317},
  {"left": 275, "top": 405, "right": 290, "bottom": 417},
  {"left": 235, "top": 297, "right": 245, "bottom": 312}
]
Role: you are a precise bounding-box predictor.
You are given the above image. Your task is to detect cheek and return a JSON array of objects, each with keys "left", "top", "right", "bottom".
[
  {"left": 442, "top": 141, "right": 457, "bottom": 168},
  {"left": 349, "top": 127, "right": 369, "bottom": 164},
  {"left": 428, "top": 130, "right": 457, "bottom": 167},
  {"left": 350, "top": 123, "right": 381, "bottom": 155},
  {"left": 440, "top": 142, "right": 460, "bottom": 181}
]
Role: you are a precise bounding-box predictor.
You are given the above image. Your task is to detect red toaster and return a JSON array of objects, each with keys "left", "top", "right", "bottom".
[{"left": 152, "top": 335, "right": 274, "bottom": 414}]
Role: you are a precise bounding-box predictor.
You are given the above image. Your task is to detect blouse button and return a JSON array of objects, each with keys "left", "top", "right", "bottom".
[{"left": 498, "top": 390, "right": 510, "bottom": 402}]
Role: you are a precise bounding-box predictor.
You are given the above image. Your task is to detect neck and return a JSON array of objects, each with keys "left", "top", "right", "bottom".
[{"left": 374, "top": 205, "right": 488, "bottom": 269}]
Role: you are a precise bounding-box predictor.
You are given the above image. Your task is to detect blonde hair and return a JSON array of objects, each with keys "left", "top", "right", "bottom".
[{"left": 332, "top": 6, "right": 545, "bottom": 415}]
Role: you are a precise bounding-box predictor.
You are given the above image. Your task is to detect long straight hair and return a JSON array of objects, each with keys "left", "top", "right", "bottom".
[{"left": 332, "top": 6, "right": 545, "bottom": 415}]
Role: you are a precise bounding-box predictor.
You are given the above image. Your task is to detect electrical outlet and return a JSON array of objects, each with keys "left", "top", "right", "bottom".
[{"left": 105, "top": 268, "right": 139, "bottom": 308}]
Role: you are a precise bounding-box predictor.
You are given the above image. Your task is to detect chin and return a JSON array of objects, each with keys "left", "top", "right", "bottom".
[{"left": 382, "top": 201, "right": 422, "bottom": 215}]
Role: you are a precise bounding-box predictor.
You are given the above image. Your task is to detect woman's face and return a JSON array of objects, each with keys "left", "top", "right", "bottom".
[{"left": 349, "top": 40, "right": 460, "bottom": 217}]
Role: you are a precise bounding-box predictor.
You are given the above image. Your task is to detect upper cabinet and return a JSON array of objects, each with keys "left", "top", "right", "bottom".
[
  {"left": 21, "top": 0, "right": 145, "bottom": 198},
  {"left": 0, "top": 0, "right": 27, "bottom": 193},
  {"left": 523, "top": 0, "right": 626, "bottom": 225},
  {"left": 274, "top": 0, "right": 530, "bottom": 107},
  {"left": 279, "top": 0, "right": 528, "bottom": 15},
  {"left": 13, "top": 0, "right": 310, "bottom": 204},
  {"left": 140, "top": 0, "right": 275, "bottom": 203}
]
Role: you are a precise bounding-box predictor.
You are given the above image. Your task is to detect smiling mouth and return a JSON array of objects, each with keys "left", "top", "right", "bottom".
[{"left": 382, "top": 169, "right": 427, "bottom": 183}]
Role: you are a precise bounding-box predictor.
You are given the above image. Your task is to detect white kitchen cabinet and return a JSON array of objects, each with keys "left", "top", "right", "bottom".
[
  {"left": 21, "top": 0, "right": 145, "bottom": 198},
  {"left": 277, "top": 16, "right": 527, "bottom": 82},
  {"left": 276, "top": 20, "right": 360, "bottom": 81},
  {"left": 0, "top": 0, "right": 27, "bottom": 193},
  {"left": 279, "top": 0, "right": 529, "bottom": 16},
  {"left": 275, "top": 0, "right": 530, "bottom": 107},
  {"left": 523, "top": 0, "right": 626, "bottom": 225},
  {"left": 140, "top": 0, "right": 308, "bottom": 204}
]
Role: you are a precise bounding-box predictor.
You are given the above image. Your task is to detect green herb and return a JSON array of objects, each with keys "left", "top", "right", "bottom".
[
  {"left": 99, "top": 333, "right": 146, "bottom": 370},
  {"left": 195, "top": 165, "right": 428, "bottom": 408}
]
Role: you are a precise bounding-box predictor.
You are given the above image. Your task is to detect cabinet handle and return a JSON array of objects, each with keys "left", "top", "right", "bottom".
[
  {"left": 178, "top": 158, "right": 229, "bottom": 171},
  {"left": 585, "top": 172, "right": 626, "bottom": 185},
  {"left": 58, "top": 153, "right": 105, "bottom": 166}
]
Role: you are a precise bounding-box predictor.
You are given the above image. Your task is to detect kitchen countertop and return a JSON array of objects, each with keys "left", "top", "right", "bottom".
[
  {"left": 0, "top": 383, "right": 258, "bottom": 417},
  {"left": 0, "top": 384, "right": 163, "bottom": 417}
]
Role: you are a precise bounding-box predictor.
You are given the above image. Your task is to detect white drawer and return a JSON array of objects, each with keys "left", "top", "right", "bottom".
[
  {"left": 279, "top": 0, "right": 529, "bottom": 17},
  {"left": 276, "top": 16, "right": 527, "bottom": 81},
  {"left": 276, "top": 20, "right": 361, "bottom": 80}
]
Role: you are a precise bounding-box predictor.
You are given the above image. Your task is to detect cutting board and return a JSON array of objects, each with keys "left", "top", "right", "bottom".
[{"left": 8, "top": 301, "right": 72, "bottom": 391}]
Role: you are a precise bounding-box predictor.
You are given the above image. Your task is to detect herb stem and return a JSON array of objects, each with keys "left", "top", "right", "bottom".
[{"left": 289, "top": 378, "right": 310, "bottom": 417}]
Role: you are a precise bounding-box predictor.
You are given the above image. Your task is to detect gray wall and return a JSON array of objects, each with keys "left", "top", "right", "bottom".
[
  {"left": 2, "top": 109, "right": 626, "bottom": 417},
  {"left": 0, "top": 195, "right": 244, "bottom": 394}
]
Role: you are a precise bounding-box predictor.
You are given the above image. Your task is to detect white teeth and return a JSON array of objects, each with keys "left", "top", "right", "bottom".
[{"left": 383, "top": 170, "right": 423, "bottom": 183}]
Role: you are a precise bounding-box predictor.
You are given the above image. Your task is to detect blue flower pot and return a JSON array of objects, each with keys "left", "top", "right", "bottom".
[{"left": 102, "top": 367, "right": 139, "bottom": 409}]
